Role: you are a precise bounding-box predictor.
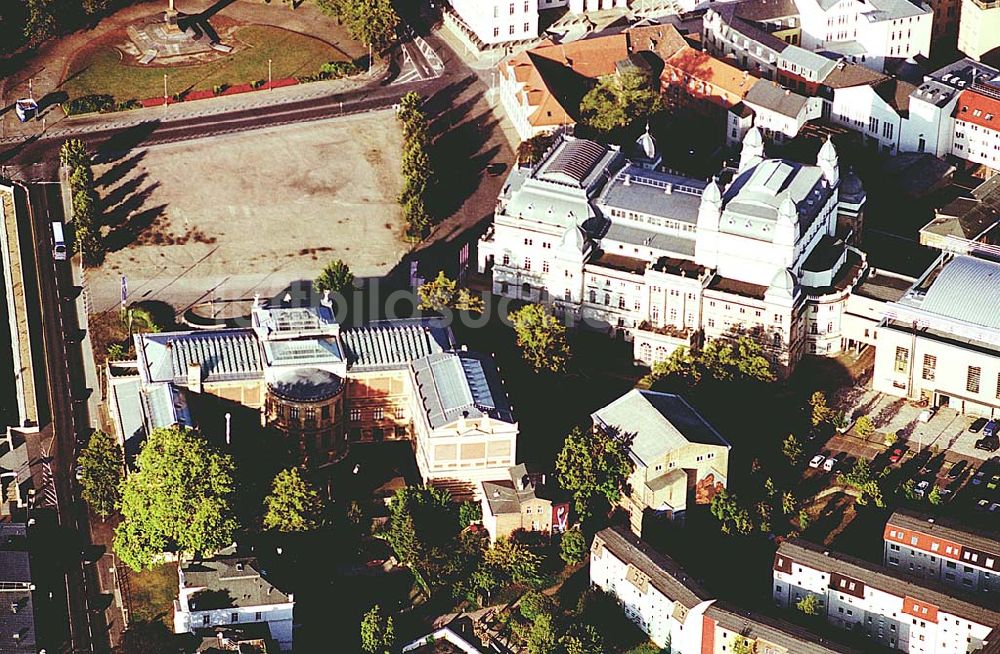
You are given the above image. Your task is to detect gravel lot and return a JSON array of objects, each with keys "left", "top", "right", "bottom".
[{"left": 87, "top": 110, "right": 407, "bottom": 313}]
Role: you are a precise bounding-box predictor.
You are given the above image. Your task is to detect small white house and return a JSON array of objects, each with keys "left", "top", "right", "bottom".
[{"left": 173, "top": 552, "right": 295, "bottom": 652}]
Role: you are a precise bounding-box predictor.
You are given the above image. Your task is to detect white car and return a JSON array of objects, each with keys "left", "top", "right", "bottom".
[
  {"left": 823, "top": 456, "right": 839, "bottom": 472},
  {"left": 808, "top": 455, "right": 825, "bottom": 469},
  {"left": 914, "top": 480, "right": 930, "bottom": 498},
  {"left": 990, "top": 503, "right": 1000, "bottom": 514}
]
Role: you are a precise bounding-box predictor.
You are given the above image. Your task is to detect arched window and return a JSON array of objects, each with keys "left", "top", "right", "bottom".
[
  {"left": 640, "top": 342, "right": 652, "bottom": 361},
  {"left": 589, "top": 290, "right": 596, "bottom": 303},
  {"left": 655, "top": 346, "right": 667, "bottom": 362}
]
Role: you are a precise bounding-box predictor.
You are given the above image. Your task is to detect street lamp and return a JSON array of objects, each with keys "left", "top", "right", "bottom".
[
  {"left": 268, "top": 58, "right": 272, "bottom": 90},
  {"left": 163, "top": 74, "right": 168, "bottom": 106},
  {"left": 225, "top": 412, "right": 232, "bottom": 445}
]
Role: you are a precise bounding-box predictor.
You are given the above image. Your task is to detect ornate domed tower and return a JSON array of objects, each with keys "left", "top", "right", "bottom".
[
  {"left": 774, "top": 196, "right": 800, "bottom": 248},
  {"left": 817, "top": 137, "right": 839, "bottom": 187},
  {"left": 739, "top": 127, "right": 765, "bottom": 173}
]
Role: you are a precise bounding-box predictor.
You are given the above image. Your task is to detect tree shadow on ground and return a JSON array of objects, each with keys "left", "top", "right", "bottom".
[
  {"left": 102, "top": 172, "right": 149, "bottom": 212},
  {"left": 96, "top": 150, "right": 146, "bottom": 189},
  {"left": 102, "top": 180, "right": 160, "bottom": 230},
  {"left": 104, "top": 203, "right": 168, "bottom": 253},
  {"left": 95, "top": 121, "right": 161, "bottom": 164},
  {"left": 428, "top": 111, "right": 500, "bottom": 220}
]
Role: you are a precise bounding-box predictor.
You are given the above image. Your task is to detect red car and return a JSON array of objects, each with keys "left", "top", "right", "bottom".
[{"left": 889, "top": 446, "right": 906, "bottom": 464}]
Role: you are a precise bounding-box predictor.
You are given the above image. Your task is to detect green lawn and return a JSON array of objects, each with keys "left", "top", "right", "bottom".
[
  {"left": 126, "top": 562, "right": 179, "bottom": 629},
  {"left": 61, "top": 25, "right": 349, "bottom": 102}
]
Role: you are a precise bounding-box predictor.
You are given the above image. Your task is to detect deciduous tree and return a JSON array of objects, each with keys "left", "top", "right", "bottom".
[
  {"left": 508, "top": 304, "right": 570, "bottom": 373},
  {"left": 796, "top": 593, "right": 822, "bottom": 616},
  {"left": 78, "top": 429, "right": 122, "bottom": 518},
  {"left": 114, "top": 426, "right": 238, "bottom": 570},
  {"left": 24, "top": 0, "right": 57, "bottom": 45},
  {"left": 559, "top": 527, "right": 587, "bottom": 565},
  {"left": 855, "top": 415, "right": 875, "bottom": 439},
  {"left": 809, "top": 391, "right": 831, "bottom": 427},
  {"left": 263, "top": 467, "right": 324, "bottom": 532},
  {"left": 517, "top": 133, "right": 556, "bottom": 165},
  {"left": 838, "top": 458, "right": 886, "bottom": 508},
  {"left": 60, "top": 139, "right": 90, "bottom": 172},
  {"left": 559, "top": 624, "right": 604, "bottom": 654},
  {"left": 710, "top": 488, "right": 752, "bottom": 535},
  {"left": 580, "top": 70, "right": 662, "bottom": 133},
  {"left": 526, "top": 612, "right": 558, "bottom": 654},
  {"left": 555, "top": 427, "right": 631, "bottom": 521},
  {"left": 360, "top": 605, "right": 395, "bottom": 654},
  {"left": 418, "top": 271, "right": 484, "bottom": 313},
  {"left": 782, "top": 433, "right": 803, "bottom": 466},
  {"left": 781, "top": 490, "right": 797, "bottom": 516}
]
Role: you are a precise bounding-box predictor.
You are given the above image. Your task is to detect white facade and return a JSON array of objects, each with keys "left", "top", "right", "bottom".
[
  {"left": 174, "top": 558, "right": 295, "bottom": 652},
  {"left": 744, "top": 87, "right": 824, "bottom": 140},
  {"left": 872, "top": 254, "right": 1000, "bottom": 417},
  {"left": 449, "top": 0, "right": 625, "bottom": 46},
  {"left": 450, "top": 0, "right": 539, "bottom": 45},
  {"left": 773, "top": 542, "right": 999, "bottom": 654},
  {"left": 958, "top": 0, "right": 1000, "bottom": 62},
  {"left": 831, "top": 84, "right": 905, "bottom": 154},
  {"left": 952, "top": 106, "right": 1000, "bottom": 172},
  {"left": 479, "top": 131, "right": 868, "bottom": 376},
  {"left": 590, "top": 528, "right": 714, "bottom": 651},
  {"left": 795, "top": 0, "right": 933, "bottom": 65},
  {"left": 899, "top": 82, "right": 958, "bottom": 157}
]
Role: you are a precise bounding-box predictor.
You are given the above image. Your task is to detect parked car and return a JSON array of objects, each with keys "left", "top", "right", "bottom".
[
  {"left": 970, "top": 418, "right": 989, "bottom": 433},
  {"left": 823, "top": 456, "right": 840, "bottom": 472},
  {"left": 914, "top": 480, "right": 931, "bottom": 499},
  {"left": 976, "top": 498, "right": 991, "bottom": 511},
  {"left": 976, "top": 435, "right": 1000, "bottom": 452},
  {"left": 889, "top": 446, "right": 907, "bottom": 464},
  {"left": 937, "top": 488, "right": 953, "bottom": 502},
  {"left": 972, "top": 469, "right": 987, "bottom": 486},
  {"left": 988, "top": 474, "right": 1000, "bottom": 491},
  {"left": 947, "top": 460, "right": 968, "bottom": 479},
  {"left": 991, "top": 503, "right": 1000, "bottom": 513},
  {"left": 808, "top": 454, "right": 825, "bottom": 469},
  {"left": 486, "top": 162, "right": 507, "bottom": 177},
  {"left": 985, "top": 419, "right": 1000, "bottom": 439}
]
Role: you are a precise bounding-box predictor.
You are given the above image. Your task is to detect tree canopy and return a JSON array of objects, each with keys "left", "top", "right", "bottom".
[
  {"left": 796, "top": 593, "right": 822, "bottom": 616},
  {"left": 508, "top": 304, "right": 571, "bottom": 373},
  {"left": 838, "top": 458, "right": 886, "bottom": 508},
  {"left": 782, "top": 433, "right": 803, "bottom": 466},
  {"left": 114, "top": 426, "right": 238, "bottom": 570},
  {"left": 580, "top": 70, "right": 662, "bottom": 134},
  {"left": 78, "top": 429, "right": 122, "bottom": 518},
  {"left": 314, "top": 259, "right": 355, "bottom": 297},
  {"left": 644, "top": 331, "right": 775, "bottom": 390},
  {"left": 418, "top": 271, "right": 484, "bottom": 313},
  {"left": 555, "top": 427, "right": 632, "bottom": 521},
  {"left": 317, "top": 0, "right": 399, "bottom": 50},
  {"left": 263, "top": 467, "right": 324, "bottom": 532},
  {"left": 360, "top": 605, "right": 395, "bottom": 654},
  {"left": 559, "top": 527, "right": 587, "bottom": 565},
  {"left": 710, "top": 488, "right": 753, "bottom": 535}
]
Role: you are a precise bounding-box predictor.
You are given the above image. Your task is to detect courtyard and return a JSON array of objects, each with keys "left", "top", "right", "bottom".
[{"left": 86, "top": 110, "right": 408, "bottom": 313}]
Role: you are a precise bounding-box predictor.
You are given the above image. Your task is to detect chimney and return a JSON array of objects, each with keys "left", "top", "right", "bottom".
[
  {"left": 188, "top": 363, "right": 202, "bottom": 393},
  {"left": 457, "top": 411, "right": 468, "bottom": 433},
  {"left": 481, "top": 413, "right": 492, "bottom": 433}
]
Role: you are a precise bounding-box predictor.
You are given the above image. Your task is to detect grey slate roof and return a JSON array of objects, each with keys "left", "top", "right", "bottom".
[
  {"left": 411, "top": 351, "right": 514, "bottom": 429},
  {"left": 594, "top": 525, "right": 712, "bottom": 609},
  {"left": 707, "top": 602, "right": 860, "bottom": 654},
  {"left": 913, "top": 255, "right": 1000, "bottom": 329},
  {"left": 0, "top": 523, "right": 36, "bottom": 654},
  {"left": 142, "top": 382, "right": 192, "bottom": 431},
  {"left": 886, "top": 508, "right": 999, "bottom": 558},
  {"left": 182, "top": 556, "right": 291, "bottom": 610},
  {"left": 137, "top": 329, "right": 264, "bottom": 385},
  {"left": 712, "top": 2, "right": 790, "bottom": 55},
  {"left": 597, "top": 166, "right": 705, "bottom": 221},
  {"left": 341, "top": 319, "right": 454, "bottom": 371},
  {"left": 482, "top": 465, "right": 548, "bottom": 516},
  {"left": 722, "top": 158, "right": 828, "bottom": 240},
  {"left": 776, "top": 540, "right": 1000, "bottom": 625},
  {"left": 780, "top": 47, "right": 838, "bottom": 80},
  {"left": 745, "top": 80, "right": 809, "bottom": 118},
  {"left": 592, "top": 390, "right": 729, "bottom": 467}
]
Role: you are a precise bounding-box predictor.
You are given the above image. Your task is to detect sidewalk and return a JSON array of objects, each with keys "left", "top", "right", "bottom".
[{"left": 1, "top": 0, "right": 369, "bottom": 141}]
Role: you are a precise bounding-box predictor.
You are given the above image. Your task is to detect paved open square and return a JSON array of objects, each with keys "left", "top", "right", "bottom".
[{"left": 87, "top": 110, "right": 407, "bottom": 313}]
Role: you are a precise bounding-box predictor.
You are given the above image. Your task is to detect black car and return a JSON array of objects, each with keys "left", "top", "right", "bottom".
[
  {"left": 970, "top": 417, "right": 989, "bottom": 433},
  {"left": 486, "top": 162, "right": 507, "bottom": 177},
  {"left": 947, "top": 459, "right": 968, "bottom": 479},
  {"left": 975, "top": 435, "right": 1000, "bottom": 452}
]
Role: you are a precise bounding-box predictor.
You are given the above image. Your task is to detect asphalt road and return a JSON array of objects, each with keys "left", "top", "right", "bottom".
[
  {"left": 0, "top": 34, "right": 462, "bottom": 181},
  {"left": 21, "top": 181, "right": 107, "bottom": 653}
]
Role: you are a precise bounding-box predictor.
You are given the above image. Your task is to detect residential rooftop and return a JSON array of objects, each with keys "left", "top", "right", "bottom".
[
  {"left": 411, "top": 351, "right": 514, "bottom": 430},
  {"left": 181, "top": 555, "right": 292, "bottom": 611},
  {"left": 885, "top": 508, "right": 1000, "bottom": 560}
]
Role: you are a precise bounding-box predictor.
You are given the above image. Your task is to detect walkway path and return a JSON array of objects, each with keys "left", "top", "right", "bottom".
[{"left": 1, "top": 0, "right": 366, "bottom": 140}]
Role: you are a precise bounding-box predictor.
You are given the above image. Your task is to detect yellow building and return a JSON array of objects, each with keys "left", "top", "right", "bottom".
[{"left": 592, "top": 389, "right": 730, "bottom": 536}]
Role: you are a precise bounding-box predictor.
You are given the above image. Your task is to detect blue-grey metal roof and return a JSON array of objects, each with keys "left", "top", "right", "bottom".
[
  {"left": 342, "top": 319, "right": 454, "bottom": 371},
  {"left": 411, "top": 351, "right": 514, "bottom": 429},
  {"left": 597, "top": 166, "right": 705, "bottom": 222},
  {"left": 142, "top": 383, "right": 193, "bottom": 431},
  {"left": 722, "top": 159, "right": 829, "bottom": 240},
  {"left": 137, "top": 329, "right": 264, "bottom": 385},
  {"left": 745, "top": 80, "right": 810, "bottom": 118},
  {"left": 592, "top": 390, "right": 729, "bottom": 468},
  {"left": 535, "top": 138, "right": 619, "bottom": 189},
  {"left": 917, "top": 255, "right": 1000, "bottom": 329},
  {"left": 109, "top": 376, "right": 146, "bottom": 442}
]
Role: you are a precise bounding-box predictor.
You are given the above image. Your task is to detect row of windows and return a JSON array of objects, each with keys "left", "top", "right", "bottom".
[
  {"left": 348, "top": 406, "right": 407, "bottom": 422},
  {"left": 492, "top": 23, "right": 531, "bottom": 37}
]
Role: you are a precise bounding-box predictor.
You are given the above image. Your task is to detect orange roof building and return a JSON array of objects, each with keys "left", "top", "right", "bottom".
[
  {"left": 660, "top": 44, "right": 757, "bottom": 113},
  {"left": 499, "top": 33, "right": 631, "bottom": 141},
  {"left": 952, "top": 89, "right": 1000, "bottom": 172}
]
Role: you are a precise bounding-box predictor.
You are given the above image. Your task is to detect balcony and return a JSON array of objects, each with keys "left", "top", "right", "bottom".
[{"left": 636, "top": 321, "right": 695, "bottom": 341}]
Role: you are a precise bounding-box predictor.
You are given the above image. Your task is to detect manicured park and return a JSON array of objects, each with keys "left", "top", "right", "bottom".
[{"left": 61, "top": 25, "right": 352, "bottom": 103}]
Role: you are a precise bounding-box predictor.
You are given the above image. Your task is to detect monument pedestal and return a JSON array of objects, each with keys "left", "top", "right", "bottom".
[{"left": 164, "top": 9, "right": 182, "bottom": 33}]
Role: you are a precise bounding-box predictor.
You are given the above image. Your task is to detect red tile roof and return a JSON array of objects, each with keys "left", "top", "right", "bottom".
[{"left": 954, "top": 89, "right": 1000, "bottom": 132}]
